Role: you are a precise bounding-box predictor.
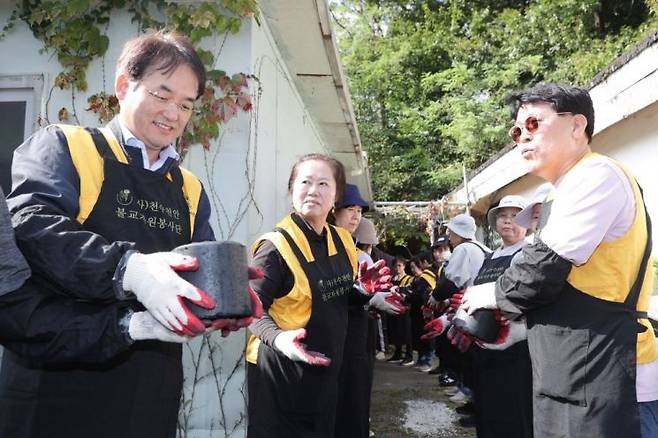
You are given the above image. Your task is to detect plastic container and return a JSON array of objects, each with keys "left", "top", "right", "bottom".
[{"left": 173, "top": 241, "right": 252, "bottom": 320}]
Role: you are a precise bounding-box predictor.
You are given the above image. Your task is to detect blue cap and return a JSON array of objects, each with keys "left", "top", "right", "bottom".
[
  {"left": 432, "top": 235, "right": 449, "bottom": 248},
  {"left": 336, "top": 183, "right": 369, "bottom": 211}
]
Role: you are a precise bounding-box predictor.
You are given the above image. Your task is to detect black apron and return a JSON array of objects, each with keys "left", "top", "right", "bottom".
[
  {"left": 0, "top": 128, "right": 191, "bottom": 438},
  {"left": 334, "top": 301, "right": 370, "bottom": 437},
  {"left": 409, "top": 271, "right": 436, "bottom": 352},
  {"left": 247, "top": 224, "right": 353, "bottom": 438},
  {"left": 389, "top": 274, "right": 413, "bottom": 349},
  {"left": 472, "top": 250, "right": 534, "bottom": 438},
  {"left": 526, "top": 199, "right": 651, "bottom": 438}
]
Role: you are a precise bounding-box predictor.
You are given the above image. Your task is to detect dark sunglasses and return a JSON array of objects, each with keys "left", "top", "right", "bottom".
[{"left": 508, "top": 112, "right": 572, "bottom": 143}]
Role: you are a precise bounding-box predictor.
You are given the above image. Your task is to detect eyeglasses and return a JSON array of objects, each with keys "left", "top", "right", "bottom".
[
  {"left": 508, "top": 112, "right": 572, "bottom": 143},
  {"left": 145, "top": 88, "right": 195, "bottom": 114}
]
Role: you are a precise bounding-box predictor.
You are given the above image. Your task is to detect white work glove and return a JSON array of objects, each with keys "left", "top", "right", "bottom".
[
  {"left": 461, "top": 282, "right": 498, "bottom": 315},
  {"left": 122, "top": 252, "right": 215, "bottom": 336},
  {"left": 273, "top": 328, "right": 331, "bottom": 366},
  {"left": 476, "top": 316, "right": 527, "bottom": 351},
  {"left": 369, "top": 291, "right": 408, "bottom": 315},
  {"left": 128, "top": 311, "right": 191, "bottom": 343}
]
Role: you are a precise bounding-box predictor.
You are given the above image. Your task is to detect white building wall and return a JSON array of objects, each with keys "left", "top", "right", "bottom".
[{"left": 246, "top": 15, "right": 331, "bottom": 242}]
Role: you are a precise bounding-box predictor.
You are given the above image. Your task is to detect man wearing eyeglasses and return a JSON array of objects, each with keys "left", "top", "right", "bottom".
[
  {"left": 459, "top": 83, "right": 656, "bottom": 438},
  {"left": 0, "top": 31, "right": 260, "bottom": 438}
]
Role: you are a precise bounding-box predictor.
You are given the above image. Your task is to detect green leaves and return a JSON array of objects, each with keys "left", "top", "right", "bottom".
[
  {"left": 65, "top": 0, "right": 90, "bottom": 16},
  {"left": 332, "top": 0, "right": 657, "bottom": 248},
  {"left": 333, "top": 0, "right": 658, "bottom": 204},
  {"left": 7, "top": 0, "right": 257, "bottom": 150}
]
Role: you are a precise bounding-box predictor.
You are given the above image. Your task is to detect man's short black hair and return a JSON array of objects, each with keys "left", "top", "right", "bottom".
[
  {"left": 506, "top": 82, "right": 595, "bottom": 142},
  {"left": 117, "top": 30, "right": 206, "bottom": 99}
]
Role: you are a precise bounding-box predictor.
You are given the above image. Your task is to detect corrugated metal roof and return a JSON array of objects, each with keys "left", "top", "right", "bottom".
[{"left": 259, "top": 0, "right": 373, "bottom": 201}]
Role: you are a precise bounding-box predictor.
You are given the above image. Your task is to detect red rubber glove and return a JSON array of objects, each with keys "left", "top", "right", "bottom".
[
  {"left": 447, "top": 324, "right": 474, "bottom": 352},
  {"left": 474, "top": 311, "right": 527, "bottom": 350},
  {"left": 204, "top": 266, "right": 264, "bottom": 337},
  {"left": 122, "top": 252, "right": 215, "bottom": 336},
  {"left": 274, "top": 328, "right": 331, "bottom": 366},
  {"left": 421, "top": 313, "right": 453, "bottom": 340},
  {"left": 421, "top": 304, "right": 435, "bottom": 322},
  {"left": 428, "top": 296, "right": 450, "bottom": 314},
  {"left": 449, "top": 291, "right": 464, "bottom": 312},
  {"left": 385, "top": 292, "right": 409, "bottom": 314},
  {"left": 369, "top": 291, "right": 408, "bottom": 314},
  {"left": 357, "top": 260, "right": 392, "bottom": 294}
]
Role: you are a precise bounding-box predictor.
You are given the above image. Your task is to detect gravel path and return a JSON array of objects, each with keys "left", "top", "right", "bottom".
[{"left": 370, "top": 359, "right": 477, "bottom": 438}]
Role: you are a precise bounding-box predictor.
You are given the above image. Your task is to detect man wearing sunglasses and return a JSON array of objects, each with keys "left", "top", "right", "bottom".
[
  {"left": 0, "top": 31, "right": 261, "bottom": 438},
  {"left": 459, "top": 83, "right": 656, "bottom": 438}
]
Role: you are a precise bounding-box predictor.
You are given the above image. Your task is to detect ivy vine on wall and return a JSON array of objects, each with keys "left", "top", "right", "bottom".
[{"left": 1, "top": 0, "right": 258, "bottom": 156}]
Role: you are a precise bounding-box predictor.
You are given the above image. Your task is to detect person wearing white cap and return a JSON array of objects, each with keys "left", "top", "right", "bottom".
[
  {"left": 426, "top": 213, "right": 491, "bottom": 413},
  {"left": 428, "top": 213, "right": 491, "bottom": 309},
  {"left": 353, "top": 217, "right": 378, "bottom": 256},
  {"left": 461, "top": 83, "right": 656, "bottom": 438},
  {"left": 470, "top": 194, "right": 534, "bottom": 438},
  {"left": 513, "top": 183, "right": 553, "bottom": 234},
  {"left": 442, "top": 214, "right": 491, "bottom": 292}
]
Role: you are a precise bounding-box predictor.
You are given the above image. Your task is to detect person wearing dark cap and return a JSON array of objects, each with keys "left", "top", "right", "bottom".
[
  {"left": 332, "top": 184, "right": 402, "bottom": 438},
  {"left": 333, "top": 183, "right": 370, "bottom": 234},
  {"left": 431, "top": 235, "right": 451, "bottom": 277},
  {"left": 426, "top": 235, "right": 451, "bottom": 375}
]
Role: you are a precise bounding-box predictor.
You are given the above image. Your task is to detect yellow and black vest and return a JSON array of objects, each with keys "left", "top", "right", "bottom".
[
  {"left": 246, "top": 214, "right": 358, "bottom": 364},
  {"left": 57, "top": 124, "right": 202, "bottom": 238},
  {"left": 418, "top": 269, "right": 437, "bottom": 290},
  {"left": 564, "top": 153, "right": 657, "bottom": 364},
  {"left": 396, "top": 273, "right": 414, "bottom": 288}
]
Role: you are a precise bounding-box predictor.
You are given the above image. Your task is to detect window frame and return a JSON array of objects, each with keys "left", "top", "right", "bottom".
[{"left": 0, "top": 73, "right": 44, "bottom": 138}]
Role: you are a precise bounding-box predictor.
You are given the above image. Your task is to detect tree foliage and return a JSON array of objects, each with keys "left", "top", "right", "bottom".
[{"left": 332, "top": 0, "right": 658, "bottom": 203}]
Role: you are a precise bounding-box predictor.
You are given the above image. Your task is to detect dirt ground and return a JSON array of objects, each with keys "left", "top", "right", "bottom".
[{"left": 370, "top": 359, "right": 477, "bottom": 438}]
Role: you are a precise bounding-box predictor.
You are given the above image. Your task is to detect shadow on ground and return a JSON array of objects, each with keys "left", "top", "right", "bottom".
[{"left": 370, "top": 360, "right": 477, "bottom": 438}]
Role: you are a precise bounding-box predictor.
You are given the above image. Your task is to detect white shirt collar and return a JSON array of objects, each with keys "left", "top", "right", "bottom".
[
  {"left": 118, "top": 120, "right": 180, "bottom": 171},
  {"left": 493, "top": 239, "right": 527, "bottom": 257}
]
